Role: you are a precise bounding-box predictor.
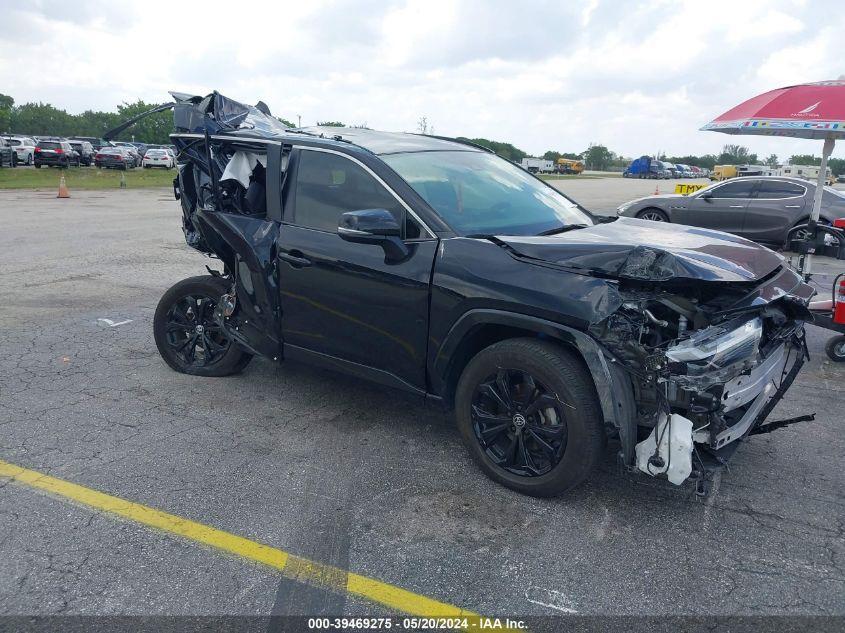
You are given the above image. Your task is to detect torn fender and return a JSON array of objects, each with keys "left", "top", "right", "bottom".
[
  {"left": 192, "top": 210, "right": 282, "bottom": 359},
  {"left": 430, "top": 309, "right": 637, "bottom": 456}
]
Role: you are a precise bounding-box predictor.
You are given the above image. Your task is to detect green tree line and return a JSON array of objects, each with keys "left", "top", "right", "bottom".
[
  {"left": 5, "top": 94, "right": 841, "bottom": 176},
  {"left": 0, "top": 93, "right": 176, "bottom": 144}
]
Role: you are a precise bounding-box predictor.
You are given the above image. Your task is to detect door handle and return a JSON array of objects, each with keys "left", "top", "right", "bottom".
[
  {"left": 729, "top": 205, "right": 744, "bottom": 208},
  {"left": 784, "top": 205, "right": 802, "bottom": 208},
  {"left": 279, "top": 251, "right": 312, "bottom": 268}
]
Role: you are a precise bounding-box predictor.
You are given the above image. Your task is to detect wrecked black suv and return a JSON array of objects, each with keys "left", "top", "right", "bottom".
[{"left": 146, "top": 92, "right": 814, "bottom": 497}]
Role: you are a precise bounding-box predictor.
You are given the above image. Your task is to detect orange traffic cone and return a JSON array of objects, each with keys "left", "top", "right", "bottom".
[
  {"left": 653, "top": 184, "right": 660, "bottom": 195},
  {"left": 57, "top": 175, "right": 70, "bottom": 198}
]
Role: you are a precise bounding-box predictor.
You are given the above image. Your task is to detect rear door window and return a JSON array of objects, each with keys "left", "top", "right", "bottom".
[{"left": 756, "top": 180, "right": 805, "bottom": 199}]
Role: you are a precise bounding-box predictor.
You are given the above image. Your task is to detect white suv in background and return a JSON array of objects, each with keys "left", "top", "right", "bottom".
[{"left": 4, "top": 136, "right": 36, "bottom": 166}]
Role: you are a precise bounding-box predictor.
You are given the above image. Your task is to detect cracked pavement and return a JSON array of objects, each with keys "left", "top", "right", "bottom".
[{"left": 0, "top": 187, "right": 843, "bottom": 617}]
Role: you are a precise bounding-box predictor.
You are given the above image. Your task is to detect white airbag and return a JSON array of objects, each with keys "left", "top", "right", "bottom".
[{"left": 220, "top": 151, "right": 267, "bottom": 188}]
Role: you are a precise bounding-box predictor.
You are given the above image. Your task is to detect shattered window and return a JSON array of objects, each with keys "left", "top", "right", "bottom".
[{"left": 293, "top": 150, "right": 416, "bottom": 237}]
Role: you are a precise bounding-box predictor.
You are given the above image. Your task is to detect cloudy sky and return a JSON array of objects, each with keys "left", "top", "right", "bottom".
[{"left": 1, "top": 0, "right": 843, "bottom": 160}]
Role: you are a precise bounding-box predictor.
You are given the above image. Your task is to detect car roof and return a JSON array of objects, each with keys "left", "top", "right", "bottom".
[
  {"left": 718, "top": 175, "right": 814, "bottom": 185},
  {"left": 295, "top": 126, "right": 483, "bottom": 156}
]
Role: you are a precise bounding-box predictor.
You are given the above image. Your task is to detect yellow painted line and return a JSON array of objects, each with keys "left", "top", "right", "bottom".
[{"left": 0, "top": 458, "right": 479, "bottom": 620}]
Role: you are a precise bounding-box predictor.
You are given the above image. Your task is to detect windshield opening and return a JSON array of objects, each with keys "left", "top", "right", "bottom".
[{"left": 382, "top": 150, "right": 593, "bottom": 236}]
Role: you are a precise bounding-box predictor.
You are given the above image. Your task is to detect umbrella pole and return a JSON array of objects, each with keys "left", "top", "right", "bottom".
[
  {"left": 802, "top": 135, "right": 836, "bottom": 279},
  {"left": 811, "top": 136, "right": 835, "bottom": 222}
]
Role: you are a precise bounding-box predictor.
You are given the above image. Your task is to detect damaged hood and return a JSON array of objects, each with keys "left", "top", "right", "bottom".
[{"left": 497, "top": 217, "right": 784, "bottom": 282}]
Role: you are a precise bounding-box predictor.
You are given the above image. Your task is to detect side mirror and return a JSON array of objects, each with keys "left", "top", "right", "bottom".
[
  {"left": 700, "top": 192, "right": 712, "bottom": 202},
  {"left": 338, "top": 209, "right": 409, "bottom": 261}
]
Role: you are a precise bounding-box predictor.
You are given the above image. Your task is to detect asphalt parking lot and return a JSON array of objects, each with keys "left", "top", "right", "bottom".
[
  {"left": 550, "top": 176, "right": 711, "bottom": 214},
  {"left": 1, "top": 184, "right": 844, "bottom": 623}
]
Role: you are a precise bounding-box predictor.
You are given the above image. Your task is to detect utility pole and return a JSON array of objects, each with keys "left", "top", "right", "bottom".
[{"left": 297, "top": 115, "right": 301, "bottom": 128}]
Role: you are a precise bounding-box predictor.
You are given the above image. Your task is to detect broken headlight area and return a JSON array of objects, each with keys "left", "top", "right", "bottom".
[
  {"left": 664, "top": 316, "right": 763, "bottom": 385},
  {"left": 590, "top": 282, "right": 811, "bottom": 488}
]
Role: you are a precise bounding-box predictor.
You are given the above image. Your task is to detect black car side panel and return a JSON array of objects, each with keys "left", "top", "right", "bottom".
[
  {"left": 429, "top": 238, "right": 622, "bottom": 340},
  {"left": 277, "top": 225, "right": 438, "bottom": 391},
  {"left": 428, "top": 238, "right": 624, "bottom": 386}
]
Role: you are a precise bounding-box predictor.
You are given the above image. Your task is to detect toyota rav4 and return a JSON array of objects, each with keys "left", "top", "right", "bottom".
[{"left": 133, "top": 92, "right": 814, "bottom": 497}]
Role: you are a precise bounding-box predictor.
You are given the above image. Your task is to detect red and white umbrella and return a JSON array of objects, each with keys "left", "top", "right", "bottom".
[
  {"left": 702, "top": 79, "right": 845, "bottom": 215},
  {"left": 702, "top": 79, "right": 845, "bottom": 274}
]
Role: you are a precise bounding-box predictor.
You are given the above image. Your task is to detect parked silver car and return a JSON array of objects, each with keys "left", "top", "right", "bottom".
[{"left": 617, "top": 176, "right": 845, "bottom": 245}]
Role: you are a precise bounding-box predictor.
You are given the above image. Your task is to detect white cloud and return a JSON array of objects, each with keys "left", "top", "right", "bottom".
[{"left": 0, "top": 0, "right": 843, "bottom": 160}]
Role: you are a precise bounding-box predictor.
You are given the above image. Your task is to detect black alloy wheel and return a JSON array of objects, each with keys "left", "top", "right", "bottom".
[
  {"left": 471, "top": 368, "right": 567, "bottom": 477},
  {"left": 153, "top": 275, "right": 252, "bottom": 376},
  {"left": 163, "top": 294, "right": 229, "bottom": 368},
  {"left": 455, "top": 338, "right": 605, "bottom": 497}
]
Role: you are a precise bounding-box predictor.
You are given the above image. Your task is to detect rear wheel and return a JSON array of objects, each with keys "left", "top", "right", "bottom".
[
  {"left": 825, "top": 335, "right": 845, "bottom": 362},
  {"left": 791, "top": 218, "right": 831, "bottom": 243},
  {"left": 637, "top": 207, "right": 669, "bottom": 222},
  {"left": 153, "top": 275, "right": 253, "bottom": 377},
  {"left": 455, "top": 338, "right": 605, "bottom": 497}
]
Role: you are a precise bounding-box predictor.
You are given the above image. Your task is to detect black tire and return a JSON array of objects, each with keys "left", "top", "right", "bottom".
[
  {"left": 825, "top": 335, "right": 845, "bottom": 362},
  {"left": 637, "top": 207, "right": 669, "bottom": 222},
  {"left": 790, "top": 218, "right": 831, "bottom": 243},
  {"left": 455, "top": 338, "right": 605, "bottom": 497},
  {"left": 34, "top": 163, "right": 41, "bottom": 169},
  {"left": 26, "top": 154, "right": 32, "bottom": 166},
  {"left": 153, "top": 275, "right": 253, "bottom": 377}
]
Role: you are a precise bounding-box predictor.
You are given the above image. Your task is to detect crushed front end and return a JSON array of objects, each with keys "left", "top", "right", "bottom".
[{"left": 589, "top": 264, "right": 815, "bottom": 491}]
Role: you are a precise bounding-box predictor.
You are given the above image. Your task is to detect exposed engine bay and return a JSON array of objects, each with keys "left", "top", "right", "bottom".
[{"left": 588, "top": 270, "right": 814, "bottom": 490}]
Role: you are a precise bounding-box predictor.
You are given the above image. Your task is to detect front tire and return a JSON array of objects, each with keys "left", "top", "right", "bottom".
[
  {"left": 455, "top": 338, "right": 605, "bottom": 497},
  {"left": 153, "top": 275, "right": 253, "bottom": 377},
  {"left": 637, "top": 207, "right": 669, "bottom": 222}
]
